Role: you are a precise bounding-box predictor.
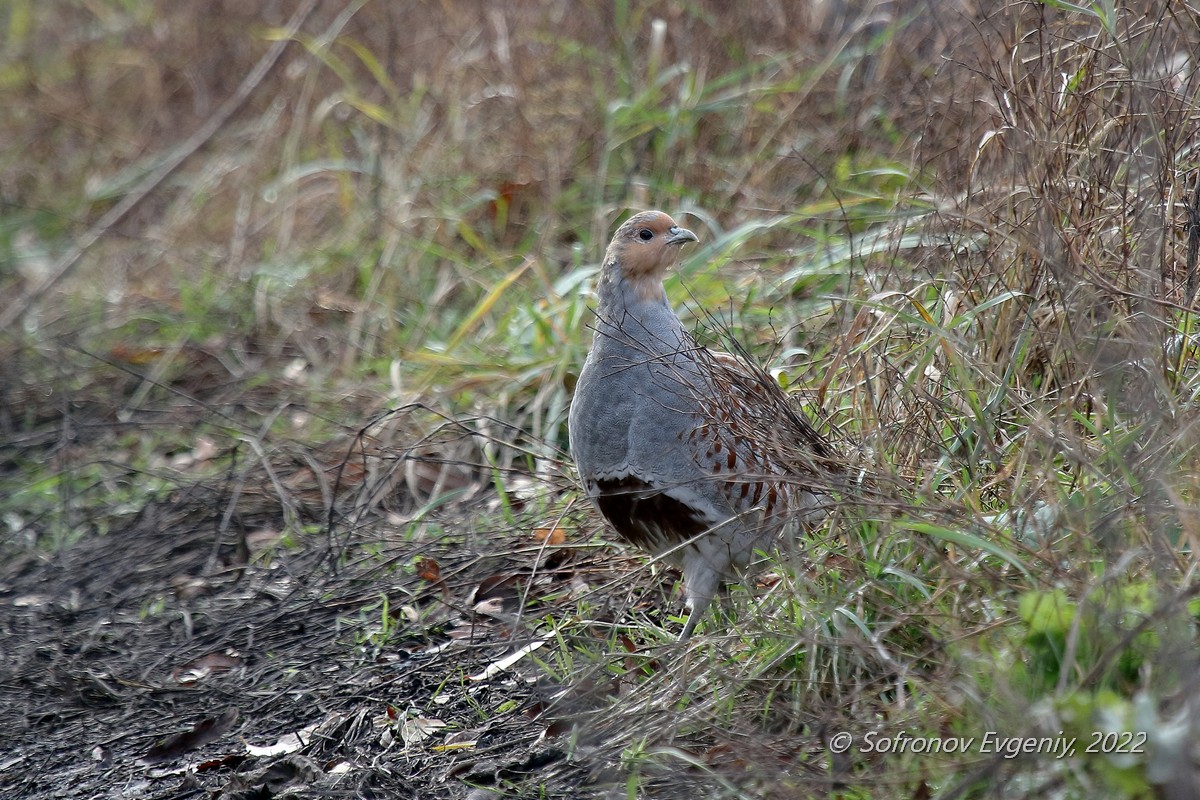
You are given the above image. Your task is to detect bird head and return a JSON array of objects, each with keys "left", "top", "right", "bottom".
[{"left": 602, "top": 210, "right": 698, "bottom": 302}]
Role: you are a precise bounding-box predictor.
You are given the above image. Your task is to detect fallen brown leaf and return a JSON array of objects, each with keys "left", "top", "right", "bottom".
[{"left": 141, "top": 708, "right": 239, "bottom": 764}]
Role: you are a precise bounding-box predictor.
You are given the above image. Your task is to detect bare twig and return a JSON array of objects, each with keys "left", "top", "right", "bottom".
[{"left": 1185, "top": 174, "right": 1200, "bottom": 308}]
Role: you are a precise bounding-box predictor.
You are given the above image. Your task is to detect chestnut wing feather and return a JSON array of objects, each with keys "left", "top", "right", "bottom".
[{"left": 592, "top": 475, "right": 714, "bottom": 560}]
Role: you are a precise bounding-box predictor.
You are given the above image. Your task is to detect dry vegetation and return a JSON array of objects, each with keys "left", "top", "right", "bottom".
[{"left": 2, "top": 1, "right": 1200, "bottom": 798}]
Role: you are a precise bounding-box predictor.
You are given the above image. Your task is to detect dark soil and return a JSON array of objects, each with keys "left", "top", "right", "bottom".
[
  {"left": 0, "top": 478, "right": 608, "bottom": 799},
  {"left": 0, "top": 417, "right": 741, "bottom": 800},
  {"left": 0, "top": 364, "right": 633, "bottom": 799}
]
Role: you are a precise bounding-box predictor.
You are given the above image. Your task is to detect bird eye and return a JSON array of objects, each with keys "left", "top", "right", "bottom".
[{"left": 638, "top": 228, "right": 654, "bottom": 241}]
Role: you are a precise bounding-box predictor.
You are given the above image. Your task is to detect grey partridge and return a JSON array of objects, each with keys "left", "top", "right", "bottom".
[{"left": 568, "top": 210, "right": 837, "bottom": 640}]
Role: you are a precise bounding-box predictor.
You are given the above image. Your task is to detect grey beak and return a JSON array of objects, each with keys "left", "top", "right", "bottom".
[{"left": 666, "top": 226, "right": 698, "bottom": 245}]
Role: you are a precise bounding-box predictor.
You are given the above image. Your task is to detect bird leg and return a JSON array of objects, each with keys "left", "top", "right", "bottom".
[
  {"left": 678, "top": 561, "right": 722, "bottom": 641},
  {"left": 679, "top": 605, "right": 703, "bottom": 641}
]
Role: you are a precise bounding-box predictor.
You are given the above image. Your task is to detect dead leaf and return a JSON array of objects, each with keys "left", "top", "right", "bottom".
[
  {"left": 172, "top": 651, "right": 242, "bottom": 685},
  {"left": 220, "top": 754, "right": 320, "bottom": 795},
  {"left": 416, "top": 557, "right": 442, "bottom": 583},
  {"left": 244, "top": 721, "right": 319, "bottom": 757},
  {"left": 399, "top": 717, "right": 447, "bottom": 747},
  {"left": 12, "top": 594, "right": 52, "bottom": 608},
  {"left": 533, "top": 526, "right": 566, "bottom": 546},
  {"left": 245, "top": 527, "right": 283, "bottom": 554},
  {"left": 168, "top": 436, "right": 218, "bottom": 469},
  {"left": 472, "top": 597, "right": 508, "bottom": 619},
  {"left": 110, "top": 345, "right": 167, "bottom": 365},
  {"left": 141, "top": 708, "right": 239, "bottom": 763},
  {"left": 171, "top": 576, "right": 213, "bottom": 601},
  {"left": 473, "top": 572, "right": 519, "bottom": 602}
]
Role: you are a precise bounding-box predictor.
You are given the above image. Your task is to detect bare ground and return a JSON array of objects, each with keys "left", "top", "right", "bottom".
[{"left": 0, "top": 384, "right": 769, "bottom": 799}]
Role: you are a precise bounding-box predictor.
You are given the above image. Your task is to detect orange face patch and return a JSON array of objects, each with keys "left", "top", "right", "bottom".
[{"left": 603, "top": 211, "right": 697, "bottom": 302}]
